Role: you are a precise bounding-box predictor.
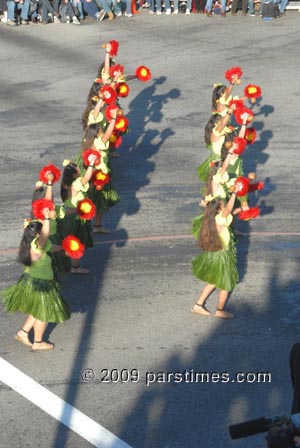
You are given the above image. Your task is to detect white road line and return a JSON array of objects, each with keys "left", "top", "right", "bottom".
[{"left": 0, "top": 357, "right": 132, "bottom": 448}]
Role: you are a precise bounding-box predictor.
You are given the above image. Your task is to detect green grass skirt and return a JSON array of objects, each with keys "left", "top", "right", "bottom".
[
  {"left": 197, "top": 153, "right": 215, "bottom": 182},
  {"left": 49, "top": 234, "right": 72, "bottom": 277},
  {"left": 192, "top": 242, "right": 238, "bottom": 291},
  {"left": 2, "top": 273, "right": 71, "bottom": 323},
  {"left": 57, "top": 214, "right": 93, "bottom": 248},
  {"left": 88, "top": 184, "right": 120, "bottom": 214}
]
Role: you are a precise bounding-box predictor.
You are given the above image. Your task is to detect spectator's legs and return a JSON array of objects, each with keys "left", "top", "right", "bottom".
[
  {"left": 72, "top": 0, "right": 84, "bottom": 16},
  {"left": 6, "top": 0, "right": 16, "bottom": 20},
  {"left": 205, "top": 0, "right": 213, "bottom": 14},
  {"left": 248, "top": 0, "right": 255, "bottom": 13},
  {"left": 19, "top": 0, "right": 30, "bottom": 19},
  {"left": 279, "top": 0, "right": 288, "bottom": 13},
  {"left": 81, "top": 0, "right": 99, "bottom": 19}
]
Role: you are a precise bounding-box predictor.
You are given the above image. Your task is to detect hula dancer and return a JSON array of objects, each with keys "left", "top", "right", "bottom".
[
  {"left": 191, "top": 186, "right": 239, "bottom": 319},
  {"left": 2, "top": 208, "right": 70, "bottom": 351},
  {"left": 59, "top": 154, "right": 97, "bottom": 274}
]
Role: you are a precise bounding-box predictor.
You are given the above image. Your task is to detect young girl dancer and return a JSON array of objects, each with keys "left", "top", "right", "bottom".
[
  {"left": 191, "top": 185, "right": 239, "bottom": 319},
  {"left": 59, "top": 155, "right": 97, "bottom": 273},
  {"left": 2, "top": 208, "right": 70, "bottom": 350}
]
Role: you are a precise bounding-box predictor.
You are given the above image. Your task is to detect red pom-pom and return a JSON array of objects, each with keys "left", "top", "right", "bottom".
[
  {"left": 115, "top": 116, "right": 129, "bottom": 133},
  {"left": 232, "top": 137, "right": 247, "bottom": 155},
  {"left": 62, "top": 235, "right": 85, "bottom": 259},
  {"left": 105, "top": 104, "right": 118, "bottom": 121},
  {"left": 39, "top": 164, "right": 61, "bottom": 184},
  {"left": 99, "top": 86, "right": 117, "bottom": 105},
  {"left": 235, "top": 177, "right": 250, "bottom": 197},
  {"left": 244, "top": 127, "right": 257, "bottom": 145},
  {"left": 244, "top": 84, "right": 262, "bottom": 99},
  {"left": 238, "top": 207, "right": 260, "bottom": 221},
  {"left": 135, "top": 65, "right": 152, "bottom": 82},
  {"left": 108, "top": 40, "right": 119, "bottom": 57},
  {"left": 116, "top": 82, "right": 130, "bottom": 98},
  {"left": 234, "top": 107, "right": 254, "bottom": 125},
  {"left": 224, "top": 66, "right": 243, "bottom": 83},
  {"left": 32, "top": 199, "right": 55, "bottom": 220},
  {"left": 81, "top": 149, "right": 101, "bottom": 167},
  {"left": 76, "top": 198, "right": 96, "bottom": 220},
  {"left": 248, "top": 182, "right": 264, "bottom": 192},
  {"left": 109, "top": 64, "right": 124, "bottom": 79},
  {"left": 109, "top": 131, "right": 122, "bottom": 149},
  {"left": 228, "top": 99, "right": 244, "bottom": 111},
  {"left": 92, "top": 170, "right": 110, "bottom": 190}
]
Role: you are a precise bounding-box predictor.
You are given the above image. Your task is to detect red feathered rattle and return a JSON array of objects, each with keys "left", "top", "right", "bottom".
[
  {"left": 62, "top": 235, "right": 85, "bottom": 259},
  {"left": 110, "top": 63, "right": 125, "bottom": 80},
  {"left": 224, "top": 66, "right": 243, "bottom": 84},
  {"left": 77, "top": 198, "right": 96, "bottom": 220},
  {"left": 39, "top": 164, "right": 61, "bottom": 184},
  {"left": 135, "top": 66, "right": 152, "bottom": 82},
  {"left": 115, "top": 115, "right": 129, "bottom": 133},
  {"left": 116, "top": 82, "right": 130, "bottom": 98},
  {"left": 93, "top": 170, "right": 110, "bottom": 190},
  {"left": 231, "top": 137, "right": 247, "bottom": 155},
  {"left": 228, "top": 99, "right": 244, "bottom": 111},
  {"left": 235, "top": 176, "right": 264, "bottom": 196},
  {"left": 32, "top": 199, "right": 55, "bottom": 220},
  {"left": 99, "top": 86, "right": 117, "bottom": 105},
  {"left": 101, "top": 40, "right": 119, "bottom": 57},
  {"left": 109, "top": 131, "right": 123, "bottom": 149},
  {"left": 234, "top": 107, "right": 254, "bottom": 125},
  {"left": 244, "top": 84, "right": 262, "bottom": 104},
  {"left": 105, "top": 104, "right": 119, "bottom": 121},
  {"left": 244, "top": 127, "right": 257, "bottom": 145},
  {"left": 81, "top": 149, "right": 101, "bottom": 167},
  {"left": 238, "top": 207, "right": 260, "bottom": 221}
]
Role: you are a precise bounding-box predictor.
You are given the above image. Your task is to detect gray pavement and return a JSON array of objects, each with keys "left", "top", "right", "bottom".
[{"left": 0, "top": 10, "right": 300, "bottom": 448}]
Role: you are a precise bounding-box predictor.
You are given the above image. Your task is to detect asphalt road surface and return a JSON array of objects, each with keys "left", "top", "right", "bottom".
[{"left": 0, "top": 10, "right": 300, "bottom": 448}]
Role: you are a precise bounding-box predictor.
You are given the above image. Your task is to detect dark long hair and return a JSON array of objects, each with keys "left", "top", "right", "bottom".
[
  {"left": 204, "top": 114, "right": 222, "bottom": 145},
  {"left": 18, "top": 221, "right": 43, "bottom": 266},
  {"left": 203, "top": 161, "right": 223, "bottom": 198},
  {"left": 82, "top": 97, "right": 99, "bottom": 131},
  {"left": 82, "top": 123, "right": 100, "bottom": 152},
  {"left": 60, "top": 163, "right": 78, "bottom": 202},
  {"left": 199, "top": 199, "right": 223, "bottom": 252},
  {"left": 212, "top": 84, "right": 226, "bottom": 110}
]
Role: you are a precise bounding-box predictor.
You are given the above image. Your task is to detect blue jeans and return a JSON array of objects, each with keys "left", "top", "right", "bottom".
[
  {"left": 72, "top": 0, "right": 84, "bottom": 17},
  {"left": 279, "top": 0, "right": 288, "bottom": 12},
  {"left": 247, "top": 0, "right": 255, "bottom": 13},
  {"left": 173, "top": 0, "right": 192, "bottom": 9},
  {"left": 112, "top": 0, "right": 131, "bottom": 13},
  {"left": 81, "top": 0, "right": 99, "bottom": 18},
  {"left": 205, "top": 0, "right": 226, "bottom": 11},
  {"left": 7, "top": 0, "right": 30, "bottom": 20},
  {"left": 150, "top": 0, "right": 170, "bottom": 11},
  {"left": 95, "top": 0, "right": 112, "bottom": 12}
]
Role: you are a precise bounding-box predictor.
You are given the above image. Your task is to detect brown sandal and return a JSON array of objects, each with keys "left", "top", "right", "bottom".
[
  {"left": 191, "top": 303, "right": 211, "bottom": 316},
  {"left": 31, "top": 341, "right": 55, "bottom": 351},
  {"left": 14, "top": 328, "right": 32, "bottom": 348}
]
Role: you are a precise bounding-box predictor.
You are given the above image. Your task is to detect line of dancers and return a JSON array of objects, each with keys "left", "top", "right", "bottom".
[
  {"left": 191, "top": 67, "right": 264, "bottom": 319},
  {"left": 2, "top": 40, "right": 152, "bottom": 350}
]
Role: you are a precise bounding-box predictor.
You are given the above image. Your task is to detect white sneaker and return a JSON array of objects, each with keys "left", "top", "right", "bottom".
[
  {"left": 1, "top": 11, "right": 8, "bottom": 22},
  {"left": 53, "top": 15, "right": 61, "bottom": 23},
  {"left": 149, "top": 9, "right": 154, "bottom": 13},
  {"left": 125, "top": 12, "right": 132, "bottom": 16},
  {"left": 116, "top": 11, "right": 122, "bottom": 15},
  {"left": 165, "top": 8, "right": 171, "bottom": 13},
  {"left": 96, "top": 10, "right": 106, "bottom": 21},
  {"left": 156, "top": 10, "right": 162, "bottom": 14},
  {"left": 186, "top": 8, "right": 190, "bottom": 13},
  {"left": 72, "top": 15, "right": 80, "bottom": 23},
  {"left": 173, "top": 8, "right": 178, "bottom": 13}
]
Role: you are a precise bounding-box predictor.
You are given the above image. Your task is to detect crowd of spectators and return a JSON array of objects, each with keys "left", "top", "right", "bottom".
[{"left": 0, "top": 0, "right": 290, "bottom": 25}]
